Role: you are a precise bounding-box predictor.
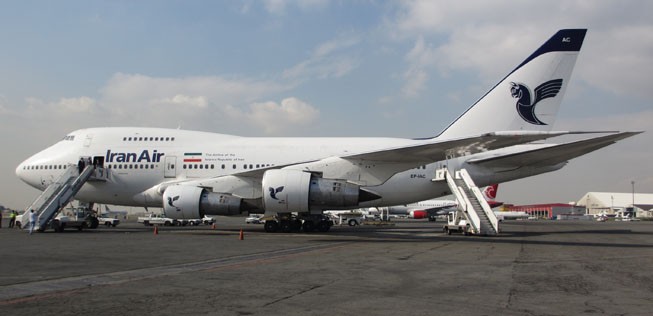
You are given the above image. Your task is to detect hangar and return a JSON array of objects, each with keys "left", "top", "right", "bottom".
[{"left": 577, "top": 192, "right": 653, "bottom": 218}]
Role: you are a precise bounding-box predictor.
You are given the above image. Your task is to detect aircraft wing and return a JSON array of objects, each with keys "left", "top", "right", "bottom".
[
  {"left": 282, "top": 131, "right": 589, "bottom": 186},
  {"left": 465, "top": 132, "right": 641, "bottom": 168}
]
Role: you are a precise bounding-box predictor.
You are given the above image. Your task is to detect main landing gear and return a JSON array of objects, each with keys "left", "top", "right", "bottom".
[{"left": 263, "top": 213, "right": 333, "bottom": 233}]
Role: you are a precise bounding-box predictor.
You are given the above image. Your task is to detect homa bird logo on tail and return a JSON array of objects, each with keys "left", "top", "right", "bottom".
[{"left": 510, "top": 79, "right": 563, "bottom": 125}]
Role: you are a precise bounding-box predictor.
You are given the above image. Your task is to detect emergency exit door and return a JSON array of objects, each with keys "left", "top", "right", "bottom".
[{"left": 164, "top": 156, "right": 176, "bottom": 178}]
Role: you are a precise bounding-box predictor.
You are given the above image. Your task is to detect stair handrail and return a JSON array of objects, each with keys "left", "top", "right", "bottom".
[
  {"left": 458, "top": 169, "right": 499, "bottom": 234},
  {"left": 442, "top": 168, "right": 480, "bottom": 233}
]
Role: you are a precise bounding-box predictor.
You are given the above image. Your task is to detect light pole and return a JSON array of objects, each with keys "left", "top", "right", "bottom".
[{"left": 632, "top": 180, "right": 636, "bottom": 217}]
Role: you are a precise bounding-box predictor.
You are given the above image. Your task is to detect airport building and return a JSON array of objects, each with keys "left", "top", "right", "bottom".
[
  {"left": 577, "top": 192, "right": 653, "bottom": 218},
  {"left": 504, "top": 203, "right": 585, "bottom": 220}
]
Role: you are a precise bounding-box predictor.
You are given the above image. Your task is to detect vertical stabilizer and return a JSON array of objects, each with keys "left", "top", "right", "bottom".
[{"left": 438, "top": 29, "right": 587, "bottom": 139}]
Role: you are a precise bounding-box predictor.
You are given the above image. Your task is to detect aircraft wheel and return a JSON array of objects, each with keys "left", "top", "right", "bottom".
[
  {"left": 264, "top": 220, "right": 279, "bottom": 233},
  {"left": 317, "top": 220, "right": 330, "bottom": 232},
  {"left": 302, "top": 221, "right": 315, "bottom": 233},
  {"left": 280, "top": 220, "right": 293, "bottom": 233}
]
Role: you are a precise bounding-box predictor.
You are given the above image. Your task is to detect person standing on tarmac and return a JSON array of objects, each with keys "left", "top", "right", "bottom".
[
  {"left": 28, "top": 209, "right": 37, "bottom": 235},
  {"left": 9, "top": 210, "right": 16, "bottom": 228}
]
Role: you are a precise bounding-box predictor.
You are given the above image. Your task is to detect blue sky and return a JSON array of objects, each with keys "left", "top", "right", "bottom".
[{"left": 1, "top": 0, "right": 651, "bottom": 209}]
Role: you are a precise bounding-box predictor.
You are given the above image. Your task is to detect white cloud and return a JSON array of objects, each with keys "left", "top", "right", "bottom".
[
  {"left": 239, "top": 97, "right": 320, "bottom": 134},
  {"left": 55, "top": 96, "right": 96, "bottom": 112},
  {"left": 387, "top": 1, "right": 653, "bottom": 98},
  {"left": 262, "top": 0, "right": 328, "bottom": 15},
  {"left": 156, "top": 95, "right": 208, "bottom": 109},
  {"left": 402, "top": 36, "right": 437, "bottom": 97},
  {"left": 283, "top": 35, "right": 360, "bottom": 80},
  {"left": 579, "top": 26, "right": 653, "bottom": 99}
]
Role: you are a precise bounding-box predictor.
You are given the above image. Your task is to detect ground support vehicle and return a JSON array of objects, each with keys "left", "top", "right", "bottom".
[
  {"left": 97, "top": 214, "right": 120, "bottom": 227},
  {"left": 442, "top": 212, "right": 471, "bottom": 235},
  {"left": 137, "top": 214, "right": 178, "bottom": 226}
]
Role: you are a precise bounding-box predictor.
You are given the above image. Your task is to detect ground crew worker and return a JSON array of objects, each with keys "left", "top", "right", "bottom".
[{"left": 9, "top": 210, "right": 16, "bottom": 228}]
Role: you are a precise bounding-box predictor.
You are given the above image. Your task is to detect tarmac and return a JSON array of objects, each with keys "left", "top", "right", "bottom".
[{"left": 1, "top": 217, "right": 652, "bottom": 316}]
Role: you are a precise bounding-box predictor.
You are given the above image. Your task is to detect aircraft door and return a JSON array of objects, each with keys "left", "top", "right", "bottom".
[
  {"left": 164, "top": 156, "right": 176, "bottom": 178},
  {"left": 84, "top": 134, "right": 93, "bottom": 147}
]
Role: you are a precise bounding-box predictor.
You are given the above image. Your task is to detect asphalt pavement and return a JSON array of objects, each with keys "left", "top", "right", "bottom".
[{"left": 1, "top": 217, "right": 652, "bottom": 316}]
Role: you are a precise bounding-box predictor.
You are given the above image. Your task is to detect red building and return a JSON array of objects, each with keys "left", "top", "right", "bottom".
[{"left": 505, "top": 203, "right": 585, "bottom": 219}]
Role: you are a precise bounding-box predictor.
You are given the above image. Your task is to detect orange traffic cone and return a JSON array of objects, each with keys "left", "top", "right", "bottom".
[
  {"left": 239, "top": 229, "right": 244, "bottom": 240},
  {"left": 211, "top": 223, "right": 216, "bottom": 230},
  {"left": 154, "top": 225, "right": 158, "bottom": 235}
]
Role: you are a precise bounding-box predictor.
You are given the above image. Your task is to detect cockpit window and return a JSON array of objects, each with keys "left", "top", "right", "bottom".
[{"left": 63, "top": 135, "right": 75, "bottom": 141}]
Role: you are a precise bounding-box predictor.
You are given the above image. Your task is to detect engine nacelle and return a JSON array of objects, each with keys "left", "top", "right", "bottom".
[
  {"left": 162, "top": 185, "right": 242, "bottom": 219},
  {"left": 262, "top": 169, "right": 379, "bottom": 213}
]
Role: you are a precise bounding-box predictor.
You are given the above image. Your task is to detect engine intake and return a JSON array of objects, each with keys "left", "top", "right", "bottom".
[{"left": 162, "top": 185, "right": 242, "bottom": 219}]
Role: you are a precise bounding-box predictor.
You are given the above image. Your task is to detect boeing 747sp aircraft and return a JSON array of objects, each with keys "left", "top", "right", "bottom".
[{"left": 16, "top": 29, "right": 639, "bottom": 233}]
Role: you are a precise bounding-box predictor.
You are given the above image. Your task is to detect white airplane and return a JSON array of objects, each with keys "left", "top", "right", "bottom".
[
  {"left": 379, "top": 184, "right": 500, "bottom": 219},
  {"left": 15, "top": 29, "right": 639, "bottom": 233}
]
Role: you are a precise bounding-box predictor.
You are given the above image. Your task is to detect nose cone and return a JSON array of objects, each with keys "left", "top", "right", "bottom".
[{"left": 15, "top": 161, "right": 26, "bottom": 183}]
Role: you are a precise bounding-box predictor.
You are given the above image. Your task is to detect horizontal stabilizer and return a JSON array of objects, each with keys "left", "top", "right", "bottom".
[{"left": 467, "top": 132, "right": 641, "bottom": 168}]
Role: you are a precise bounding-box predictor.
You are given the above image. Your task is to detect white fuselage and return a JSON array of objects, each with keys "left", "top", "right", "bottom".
[{"left": 15, "top": 127, "right": 563, "bottom": 211}]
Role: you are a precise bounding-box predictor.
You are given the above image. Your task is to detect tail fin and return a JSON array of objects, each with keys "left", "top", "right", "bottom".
[
  {"left": 482, "top": 184, "right": 503, "bottom": 208},
  {"left": 438, "top": 29, "right": 587, "bottom": 139},
  {"left": 482, "top": 184, "right": 499, "bottom": 200}
]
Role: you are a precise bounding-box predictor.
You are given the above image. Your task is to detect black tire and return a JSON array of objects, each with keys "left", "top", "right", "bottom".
[
  {"left": 89, "top": 217, "right": 99, "bottom": 229},
  {"left": 348, "top": 219, "right": 358, "bottom": 226},
  {"left": 280, "top": 220, "right": 293, "bottom": 233},
  {"left": 164, "top": 221, "right": 171, "bottom": 226},
  {"left": 105, "top": 222, "right": 111, "bottom": 227},
  {"left": 302, "top": 220, "right": 315, "bottom": 233},
  {"left": 317, "top": 220, "right": 330, "bottom": 232},
  {"left": 51, "top": 220, "right": 62, "bottom": 233},
  {"left": 445, "top": 227, "right": 452, "bottom": 235},
  {"left": 264, "top": 220, "right": 279, "bottom": 233}
]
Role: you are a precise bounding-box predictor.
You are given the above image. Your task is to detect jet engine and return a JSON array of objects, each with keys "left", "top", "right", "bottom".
[
  {"left": 261, "top": 169, "right": 380, "bottom": 213},
  {"left": 162, "top": 185, "right": 242, "bottom": 219}
]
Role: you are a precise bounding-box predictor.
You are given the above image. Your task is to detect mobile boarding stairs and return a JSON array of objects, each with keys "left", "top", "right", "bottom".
[
  {"left": 20, "top": 164, "right": 106, "bottom": 232},
  {"left": 434, "top": 168, "right": 500, "bottom": 236}
]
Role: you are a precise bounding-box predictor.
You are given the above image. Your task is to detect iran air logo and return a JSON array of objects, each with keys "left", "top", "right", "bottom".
[{"left": 510, "top": 79, "right": 563, "bottom": 125}]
